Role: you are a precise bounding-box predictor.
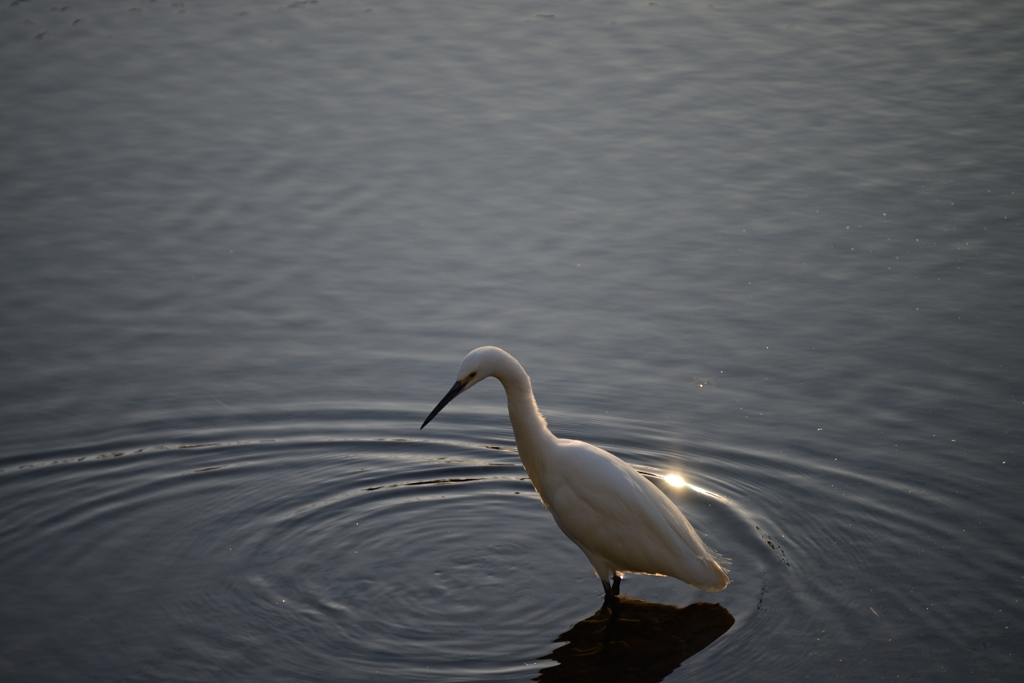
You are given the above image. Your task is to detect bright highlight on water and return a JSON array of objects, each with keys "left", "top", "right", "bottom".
[
  {"left": 421, "top": 346, "right": 729, "bottom": 599},
  {"left": 665, "top": 474, "right": 686, "bottom": 488}
]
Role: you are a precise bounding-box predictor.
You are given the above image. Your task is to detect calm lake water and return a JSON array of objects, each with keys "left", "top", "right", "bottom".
[{"left": 1, "top": 0, "right": 1021, "bottom": 680}]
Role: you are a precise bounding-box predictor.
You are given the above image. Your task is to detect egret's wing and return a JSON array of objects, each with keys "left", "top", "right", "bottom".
[{"left": 544, "top": 440, "right": 727, "bottom": 589}]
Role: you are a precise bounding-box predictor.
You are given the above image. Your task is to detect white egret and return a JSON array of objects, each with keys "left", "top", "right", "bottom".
[{"left": 421, "top": 346, "right": 729, "bottom": 599}]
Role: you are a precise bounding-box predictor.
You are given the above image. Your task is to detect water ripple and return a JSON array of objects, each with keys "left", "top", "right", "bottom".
[{"left": 1, "top": 406, "right": 1015, "bottom": 681}]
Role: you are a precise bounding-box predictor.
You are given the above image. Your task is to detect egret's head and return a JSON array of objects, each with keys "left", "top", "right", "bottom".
[
  {"left": 420, "top": 346, "right": 508, "bottom": 429},
  {"left": 455, "top": 346, "right": 508, "bottom": 388}
]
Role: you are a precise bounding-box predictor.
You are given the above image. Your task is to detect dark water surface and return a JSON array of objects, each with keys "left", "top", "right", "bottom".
[{"left": 2, "top": 1, "right": 1022, "bottom": 680}]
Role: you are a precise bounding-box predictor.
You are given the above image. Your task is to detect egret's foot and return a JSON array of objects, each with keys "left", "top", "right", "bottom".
[
  {"left": 601, "top": 592, "right": 625, "bottom": 624},
  {"left": 612, "top": 574, "right": 621, "bottom": 596}
]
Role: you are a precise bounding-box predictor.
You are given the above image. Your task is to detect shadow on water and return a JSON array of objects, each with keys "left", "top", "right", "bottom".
[{"left": 535, "top": 596, "right": 734, "bottom": 683}]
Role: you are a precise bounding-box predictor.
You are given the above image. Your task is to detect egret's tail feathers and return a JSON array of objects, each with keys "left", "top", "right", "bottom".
[{"left": 700, "top": 559, "right": 730, "bottom": 591}]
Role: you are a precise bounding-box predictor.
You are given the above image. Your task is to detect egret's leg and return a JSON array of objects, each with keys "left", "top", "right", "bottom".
[{"left": 612, "top": 574, "right": 621, "bottom": 596}]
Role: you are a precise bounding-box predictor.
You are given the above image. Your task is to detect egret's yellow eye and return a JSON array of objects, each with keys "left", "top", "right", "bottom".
[{"left": 468, "top": 372, "right": 477, "bottom": 378}]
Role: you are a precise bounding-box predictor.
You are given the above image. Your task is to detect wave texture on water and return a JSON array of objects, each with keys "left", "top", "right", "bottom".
[{"left": 4, "top": 406, "right": 1016, "bottom": 681}]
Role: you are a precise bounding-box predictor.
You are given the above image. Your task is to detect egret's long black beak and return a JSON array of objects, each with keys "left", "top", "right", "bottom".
[{"left": 420, "top": 380, "right": 466, "bottom": 429}]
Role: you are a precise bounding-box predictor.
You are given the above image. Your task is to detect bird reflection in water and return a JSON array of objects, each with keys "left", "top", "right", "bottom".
[{"left": 535, "top": 597, "right": 734, "bottom": 683}]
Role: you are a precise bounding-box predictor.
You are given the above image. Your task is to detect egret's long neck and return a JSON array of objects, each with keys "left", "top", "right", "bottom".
[{"left": 493, "top": 359, "right": 557, "bottom": 484}]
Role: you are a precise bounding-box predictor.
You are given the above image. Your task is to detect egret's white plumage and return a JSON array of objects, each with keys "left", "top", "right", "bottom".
[{"left": 421, "top": 346, "right": 729, "bottom": 598}]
